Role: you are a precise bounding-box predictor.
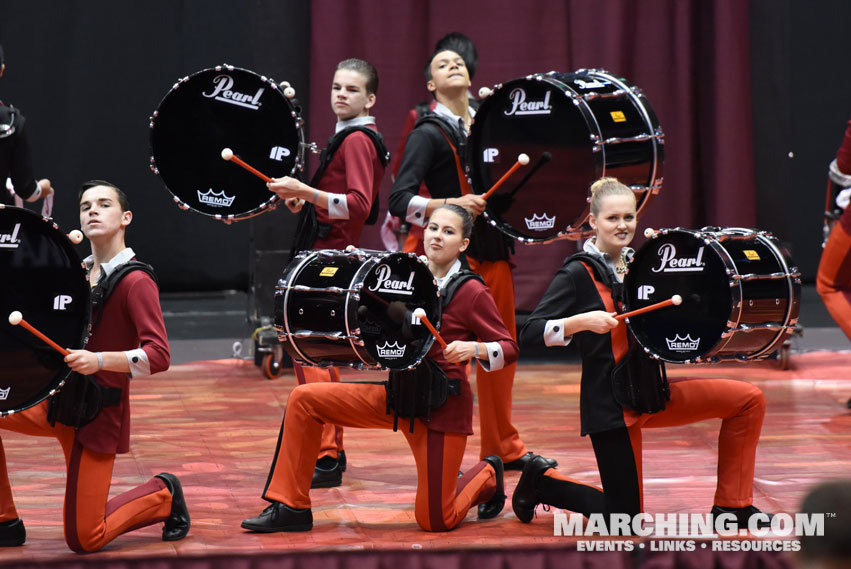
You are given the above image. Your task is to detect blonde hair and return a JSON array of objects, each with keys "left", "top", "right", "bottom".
[{"left": 589, "top": 177, "right": 635, "bottom": 216}]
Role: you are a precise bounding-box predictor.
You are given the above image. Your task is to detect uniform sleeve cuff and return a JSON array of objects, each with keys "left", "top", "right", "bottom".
[
  {"left": 406, "top": 196, "right": 429, "bottom": 226},
  {"left": 124, "top": 348, "right": 151, "bottom": 378},
  {"left": 327, "top": 193, "right": 350, "bottom": 219},
  {"left": 477, "top": 341, "right": 504, "bottom": 372},
  {"left": 544, "top": 319, "right": 571, "bottom": 347}
]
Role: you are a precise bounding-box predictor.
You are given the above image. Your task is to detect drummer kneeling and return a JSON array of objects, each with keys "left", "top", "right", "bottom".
[{"left": 242, "top": 204, "right": 516, "bottom": 532}]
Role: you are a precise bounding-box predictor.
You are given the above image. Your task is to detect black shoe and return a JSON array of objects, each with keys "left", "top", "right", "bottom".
[
  {"left": 311, "top": 456, "right": 343, "bottom": 488},
  {"left": 0, "top": 518, "right": 25, "bottom": 547},
  {"left": 338, "top": 450, "right": 347, "bottom": 472},
  {"left": 512, "top": 455, "right": 552, "bottom": 523},
  {"left": 155, "top": 473, "right": 191, "bottom": 541},
  {"left": 710, "top": 505, "right": 773, "bottom": 529},
  {"left": 477, "top": 456, "right": 506, "bottom": 519},
  {"left": 504, "top": 452, "right": 558, "bottom": 471},
  {"left": 241, "top": 502, "right": 313, "bottom": 532}
]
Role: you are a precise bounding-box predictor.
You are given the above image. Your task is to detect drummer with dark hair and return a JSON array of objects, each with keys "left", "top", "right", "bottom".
[
  {"left": 265, "top": 58, "right": 389, "bottom": 488},
  {"left": 389, "top": 46, "right": 555, "bottom": 489},
  {"left": 0, "top": 180, "right": 187, "bottom": 552},
  {"left": 514, "top": 177, "right": 771, "bottom": 531},
  {"left": 0, "top": 44, "right": 55, "bottom": 208},
  {"left": 242, "top": 203, "right": 515, "bottom": 533}
]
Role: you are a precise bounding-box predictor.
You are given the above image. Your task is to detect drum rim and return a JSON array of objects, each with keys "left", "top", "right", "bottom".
[
  {"left": 0, "top": 206, "right": 91, "bottom": 416},
  {"left": 148, "top": 63, "right": 306, "bottom": 222}
]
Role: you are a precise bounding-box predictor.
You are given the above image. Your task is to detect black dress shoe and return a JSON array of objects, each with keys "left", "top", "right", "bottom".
[
  {"left": 477, "top": 456, "right": 506, "bottom": 519},
  {"left": 338, "top": 450, "right": 347, "bottom": 472},
  {"left": 155, "top": 473, "right": 191, "bottom": 541},
  {"left": 512, "top": 455, "right": 552, "bottom": 523},
  {"left": 241, "top": 502, "right": 313, "bottom": 532},
  {"left": 0, "top": 518, "right": 25, "bottom": 547},
  {"left": 504, "top": 452, "right": 558, "bottom": 471},
  {"left": 311, "top": 456, "right": 343, "bottom": 488},
  {"left": 711, "top": 505, "right": 773, "bottom": 529}
]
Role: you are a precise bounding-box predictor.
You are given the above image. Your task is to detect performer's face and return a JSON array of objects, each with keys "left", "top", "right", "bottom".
[
  {"left": 427, "top": 50, "right": 470, "bottom": 96},
  {"left": 79, "top": 185, "right": 131, "bottom": 241},
  {"left": 424, "top": 208, "right": 469, "bottom": 266},
  {"left": 330, "top": 69, "right": 375, "bottom": 121},
  {"left": 589, "top": 193, "right": 636, "bottom": 255}
]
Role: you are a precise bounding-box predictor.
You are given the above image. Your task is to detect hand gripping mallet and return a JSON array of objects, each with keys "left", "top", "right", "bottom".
[
  {"left": 413, "top": 308, "right": 448, "bottom": 349},
  {"left": 481, "top": 153, "right": 530, "bottom": 200},
  {"left": 615, "top": 295, "right": 682, "bottom": 322},
  {"left": 8, "top": 311, "right": 70, "bottom": 356},
  {"left": 221, "top": 148, "right": 273, "bottom": 183}
]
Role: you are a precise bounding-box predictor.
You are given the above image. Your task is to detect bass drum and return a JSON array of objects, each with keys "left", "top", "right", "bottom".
[
  {"left": 0, "top": 206, "right": 91, "bottom": 415},
  {"left": 149, "top": 64, "right": 305, "bottom": 222},
  {"left": 275, "top": 250, "right": 440, "bottom": 371},
  {"left": 468, "top": 69, "right": 664, "bottom": 243},
  {"left": 623, "top": 227, "right": 801, "bottom": 363}
]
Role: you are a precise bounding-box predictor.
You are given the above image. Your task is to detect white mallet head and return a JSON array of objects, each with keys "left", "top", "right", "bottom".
[
  {"left": 283, "top": 87, "right": 296, "bottom": 98},
  {"left": 279, "top": 81, "right": 291, "bottom": 89},
  {"left": 68, "top": 230, "right": 83, "bottom": 244},
  {"left": 8, "top": 311, "right": 22, "bottom": 326},
  {"left": 671, "top": 294, "right": 683, "bottom": 306},
  {"left": 518, "top": 153, "right": 530, "bottom": 165},
  {"left": 221, "top": 148, "right": 234, "bottom": 161},
  {"left": 643, "top": 228, "right": 655, "bottom": 239},
  {"left": 413, "top": 308, "right": 426, "bottom": 320},
  {"left": 345, "top": 245, "right": 356, "bottom": 252},
  {"left": 478, "top": 86, "right": 492, "bottom": 98}
]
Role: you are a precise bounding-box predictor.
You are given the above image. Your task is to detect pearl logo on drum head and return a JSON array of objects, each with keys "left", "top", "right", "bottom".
[
  {"left": 665, "top": 334, "right": 700, "bottom": 352},
  {"left": 524, "top": 213, "right": 556, "bottom": 231},
  {"left": 368, "top": 265, "right": 415, "bottom": 296},
  {"left": 376, "top": 341, "right": 406, "bottom": 359},
  {"left": 202, "top": 74, "right": 265, "bottom": 110},
  {"left": 504, "top": 88, "right": 553, "bottom": 117},
  {"left": 651, "top": 244, "right": 705, "bottom": 273},
  {"left": 197, "top": 188, "right": 236, "bottom": 208},
  {"left": 0, "top": 223, "right": 22, "bottom": 249}
]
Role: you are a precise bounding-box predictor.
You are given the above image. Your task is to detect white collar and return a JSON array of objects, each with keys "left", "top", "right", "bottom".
[
  {"left": 432, "top": 101, "right": 476, "bottom": 123},
  {"left": 433, "top": 259, "right": 463, "bottom": 291},
  {"left": 84, "top": 247, "right": 135, "bottom": 280},
  {"left": 335, "top": 115, "right": 376, "bottom": 134},
  {"left": 583, "top": 239, "right": 633, "bottom": 275}
]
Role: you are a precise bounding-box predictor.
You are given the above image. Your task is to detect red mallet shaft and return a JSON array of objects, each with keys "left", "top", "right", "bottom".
[
  {"left": 8, "top": 311, "right": 70, "bottom": 356},
  {"left": 221, "top": 148, "right": 273, "bottom": 183},
  {"left": 413, "top": 308, "right": 448, "bottom": 349},
  {"left": 482, "top": 153, "right": 530, "bottom": 200},
  {"left": 615, "top": 295, "right": 682, "bottom": 322}
]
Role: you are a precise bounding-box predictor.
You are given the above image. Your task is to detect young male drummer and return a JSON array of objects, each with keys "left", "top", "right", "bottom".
[
  {"left": 0, "top": 180, "right": 188, "bottom": 552},
  {"left": 266, "top": 58, "right": 388, "bottom": 488},
  {"left": 388, "top": 48, "right": 556, "bottom": 489}
]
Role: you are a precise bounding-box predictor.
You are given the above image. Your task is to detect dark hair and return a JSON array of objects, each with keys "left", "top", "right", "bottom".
[
  {"left": 434, "top": 32, "right": 477, "bottom": 79},
  {"left": 336, "top": 58, "right": 379, "bottom": 95},
  {"left": 431, "top": 203, "right": 473, "bottom": 239},
  {"left": 799, "top": 480, "right": 851, "bottom": 561},
  {"left": 78, "top": 179, "right": 131, "bottom": 212}
]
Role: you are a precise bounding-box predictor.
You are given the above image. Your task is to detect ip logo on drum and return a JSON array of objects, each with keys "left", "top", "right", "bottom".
[
  {"left": 53, "top": 295, "right": 73, "bottom": 311},
  {"left": 270, "top": 147, "right": 291, "bottom": 161},
  {"left": 483, "top": 148, "right": 499, "bottom": 163},
  {"left": 637, "top": 285, "right": 655, "bottom": 300}
]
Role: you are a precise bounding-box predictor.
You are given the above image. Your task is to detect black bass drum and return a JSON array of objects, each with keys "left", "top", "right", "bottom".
[
  {"left": 149, "top": 64, "right": 305, "bottom": 222},
  {"left": 468, "top": 69, "right": 663, "bottom": 243},
  {"left": 623, "top": 227, "right": 801, "bottom": 363},
  {"left": 0, "top": 206, "right": 90, "bottom": 415},
  {"left": 275, "top": 250, "right": 440, "bottom": 371}
]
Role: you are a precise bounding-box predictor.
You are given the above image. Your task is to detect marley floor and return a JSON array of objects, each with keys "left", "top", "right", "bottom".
[{"left": 0, "top": 286, "right": 849, "bottom": 564}]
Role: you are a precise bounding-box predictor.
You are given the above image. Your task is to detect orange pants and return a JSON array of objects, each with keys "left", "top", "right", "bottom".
[
  {"left": 262, "top": 382, "right": 499, "bottom": 531},
  {"left": 538, "top": 377, "right": 765, "bottom": 516},
  {"left": 294, "top": 363, "right": 343, "bottom": 460},
  {"left": 817, "top": 209, "right": 851, "bottom": 341},
  {"left": 0, "top": 402, "right": 173, "bottom": 553},
  {"left": 466, "top": 258, "right": 528, "bottom": 462}
]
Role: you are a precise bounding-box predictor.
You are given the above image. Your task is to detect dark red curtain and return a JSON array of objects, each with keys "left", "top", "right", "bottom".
[{"left": 306, "top": 0, "right": 755, "bottom": 310}]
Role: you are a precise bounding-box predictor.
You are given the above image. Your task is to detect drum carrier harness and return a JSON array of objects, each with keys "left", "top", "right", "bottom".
[
  {"left": 48, "top": 262, "right": 158, "bottom": 428},
  {"left": 571, "top": 252, "right": 670, "bottom": 414},
  {"left": 290, "top": 126, "right": 390, "bottom": 259},
  {"left": 384, "top": 269, "right": 481, "bottom": 433}
]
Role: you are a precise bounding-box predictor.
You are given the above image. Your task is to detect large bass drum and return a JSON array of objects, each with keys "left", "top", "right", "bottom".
[
  {"left": 275, "top": 250, "right": 440, "bottom": 371},
  {"left": 623, "top": 227, "right": 801, "bottom": 363},
  {"left": 0, "top": 206, "right": 90, "bottom": 415},
  {"left": 149, "top": 64, "right": 305, "bottom": 222},
  {"left": 468, "top": 69, "right": 664, "bottom": 243}
]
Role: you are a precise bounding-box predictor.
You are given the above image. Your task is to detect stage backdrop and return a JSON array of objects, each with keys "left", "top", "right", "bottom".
[{"left": 2, "top": 0, "right": 848, "bottom": 309}]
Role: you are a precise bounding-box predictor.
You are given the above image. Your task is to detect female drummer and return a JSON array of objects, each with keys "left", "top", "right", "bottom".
[
  {"left": 241, "top": 204, "right": 516, "bottom": 532},
  {"left": 515, "top": 177, "right": 770, "bottom": 530}
]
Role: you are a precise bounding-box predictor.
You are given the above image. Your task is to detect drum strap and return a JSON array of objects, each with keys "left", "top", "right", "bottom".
[
  {"left": 91, "top": 261, "right": 158, "bottom": 329},
  {"left": 440, "top": 269, "right": 484, "bottom": 308},
  {"left": 416, "top": 115, "right": 472, "bottom": 196}
]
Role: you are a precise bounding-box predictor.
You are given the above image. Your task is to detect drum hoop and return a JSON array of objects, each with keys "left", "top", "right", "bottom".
[
  {"left": 348, "top": 257, "right": 379, "bottom": 367},
  {"left": 279, "top": 251, "right": 319, "bottom": 366},
  {"left": 148, "top": 64, "right": 306, "bottom": 222}
]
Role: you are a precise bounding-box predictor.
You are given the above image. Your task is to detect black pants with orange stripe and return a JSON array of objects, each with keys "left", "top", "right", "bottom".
[{"left": 0, "top": 401, "right": 173, "bottom": 553}]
